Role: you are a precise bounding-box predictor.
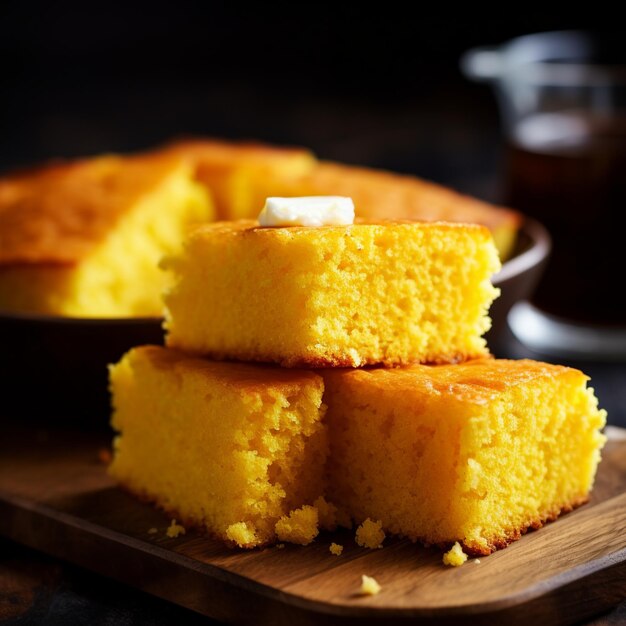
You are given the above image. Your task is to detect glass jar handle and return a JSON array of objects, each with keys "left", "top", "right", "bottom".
[{"left": 460, "top": 46, "right": 503, "bottom": 82}]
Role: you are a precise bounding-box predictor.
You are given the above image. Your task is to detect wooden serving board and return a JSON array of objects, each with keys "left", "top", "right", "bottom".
[{"left": 0, "top": 427, "right": 624, "bottom": 626}]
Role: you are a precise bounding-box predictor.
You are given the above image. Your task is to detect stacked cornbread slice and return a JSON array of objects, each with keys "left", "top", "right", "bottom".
[
  {"left": 109, "top": 198, "right": 606, "bottom": 556},
  {"left": 162, "top": 220, "right": 500, "bottom": 367}
]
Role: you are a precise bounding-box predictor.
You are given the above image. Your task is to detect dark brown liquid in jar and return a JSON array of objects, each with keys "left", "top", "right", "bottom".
[{"left": 505, "top": 111, "right": 626, "bottom": 325}]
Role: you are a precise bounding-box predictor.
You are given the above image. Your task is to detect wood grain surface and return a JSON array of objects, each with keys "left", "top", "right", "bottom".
[{"left": 0, "top": 427, "right": 624, "bottom": 626}]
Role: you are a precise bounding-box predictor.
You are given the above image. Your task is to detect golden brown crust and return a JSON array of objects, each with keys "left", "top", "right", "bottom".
[
  {"left": 165, "top": 342, "right": 490, "bottom": 370},
  {"left": 299, "top": 161, "right": 522, "bottom": 232},
  {"left": 155, "top": 137, "right": 315, "bottom": 167},
  {"left": 366, "top": 495, "right": 590, "bottom": 557},
  {"left": 1, "top": 137, "right": 517, "bottom": 265},
  {"left": 116, "top": 478, "right": 589, "bottom": 554},
  {"left": 188, "top": 217, "right": 493, "bottom": 239},
  {"left": 152, "top": 138, "right": 519, "bottom": 234},
  {"left": 460, "top": 495, "right": 590, "bottom": 556},
  {"left": 114, "top": 480, "right": 270, "bottom": 549},
  {"left": 0, "top": 152, "right": 191, "bottom": 265},
  {"left": 322, "top": 359, "right": 585, "bottom": 405},
  {"left": 127, "top": 345, "right": 324, "bottom": 391}
]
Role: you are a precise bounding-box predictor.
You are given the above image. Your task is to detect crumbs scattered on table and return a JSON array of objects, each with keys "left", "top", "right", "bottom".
[
  {"left": 276, "top": 543, "right": 285, "bottom": 549},
  {"left": 330, "top": 543, "right": 343, "bottom": 556},
  {"left": 148, "top": 527, "right": 158, "bottom": 535},
  {"left": 166, "top": 519, "right": 186, "bottom": 538},
  {"left": 443, "top": 541, "right": 468, "bottom": 567},
  {"left": 355, "top": 518, "right": 385, "bottom": 549},
  {"left": 360, "top": 575, "right": 381, "bottom": 596}
]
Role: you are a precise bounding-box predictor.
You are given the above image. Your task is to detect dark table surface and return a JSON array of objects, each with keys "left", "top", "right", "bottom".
[
  {"left": 1, "top": 536, "right": 625, "bottom": 626},
  {"left": 1, "top": 329, "right": 624, "bottom": 625}
]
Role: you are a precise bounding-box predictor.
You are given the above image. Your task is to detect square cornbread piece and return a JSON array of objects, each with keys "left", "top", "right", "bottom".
[
  {"left": 163, "top": 220, "right": 500, "bottom": 367},
  {"left": 109, "top": 345, "right": 327, "bottom": 548},
  {"left": 0, "top": 153, "right": 213, "bottom": 317},
  {"left": 322, "top": 359, "right": 607, "bottom": 555}
]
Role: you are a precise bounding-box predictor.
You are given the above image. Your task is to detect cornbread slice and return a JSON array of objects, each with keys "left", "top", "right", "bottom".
[
  {"left": 157, "top": 139, "right": 316, "bottom": 220},
  {"left": 0, "top": 153, "right": 213, "bottom": 317},
  {"left": 322, "top": 360, "right": 607, "bottom": 555},
  {"left": 109, "top": 345, "right": 327, "bottom": 548},
  {"left": 163, "top": 220, "right": 500, "bottom": 367},
  {"left": 251, "top": 160, "right": 520, "bottom": 260}
]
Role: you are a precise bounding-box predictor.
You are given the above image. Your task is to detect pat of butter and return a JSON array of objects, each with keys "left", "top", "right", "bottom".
[{"left": 258, "top": 196, "right": 354, "bottom": 227}]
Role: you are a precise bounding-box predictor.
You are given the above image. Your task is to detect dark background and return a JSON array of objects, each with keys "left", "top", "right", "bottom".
[
  {"left": 1, "top": 6, "right": 623, "bottom": 416},
  {"left": 0, "top": 4, "right": 615, "bottom": 202},
  {"left": 1, "top": 6, "right": 624, "bottom": 423}
]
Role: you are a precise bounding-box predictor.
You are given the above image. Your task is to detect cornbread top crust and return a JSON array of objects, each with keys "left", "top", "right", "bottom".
[
  {"left": 183, "top": 217, "right": 493, "bottom": 242},
  {"left": 129, "top": 345, "right": 323, "bottom": 392},
  {"left": 0, "top": 153, "right": 194, "bottom": 265},
  {"left": 290, "top": 161, "right": 521, "bottom": 233},
  {"left": 323, "top": 359, "right": 586, "bottom": 405},
  {"left": 158, "top": 138, "right": 316, "bottom": 170}
]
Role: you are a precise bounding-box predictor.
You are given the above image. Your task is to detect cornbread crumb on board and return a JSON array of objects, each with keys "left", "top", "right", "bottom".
[
  {"left": 147, "top": 527, "right": 158, "bottom": 535},
  {"left": 166, "top": 519, "right": 186, "bottom": 539},
  {"left": 226, "top": 521, "right": 257, "bottom": 547},
  {"left": 360, "top": 575, "right": 381, "bottom": 596},
  {"left": 355, "top": 519, "right": 385, "bottom": 549},
  {"left": 329, "top": 543, "right": 344, "bottom": 556},
  {"left": 275, "top": 505, "right": 319, "bottom": 545},
  {"left": 443, "top": 542, "right": 468, "bottom": 567}
]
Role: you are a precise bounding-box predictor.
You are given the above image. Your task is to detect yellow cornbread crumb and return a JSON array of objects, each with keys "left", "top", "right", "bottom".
[
  {"left": 275, "top": 505, "right": 319, "bottom": 545},
  {"left": 147, "top": 527, "right": 158, "bottom": 535},
  {"left": 443, "top": 542, "right": 468, "bottom": 567},
  {"left": 226, "top": 522, "right": 258, "bottom": 547},
  {"left": 329, "top": 543, "right": 343, "bottom": 556},
  {"left": 166, "top": 519, "right": 186, "bottom": 538},
  {"left": 360, "top": 575, "right": 381, "bottom": 596},
  {"left": 356, "top": 519, "right": 385, "bottom": 549},
  {"left": 276, "top": 544, "right": 285, "bottom": 549}
]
